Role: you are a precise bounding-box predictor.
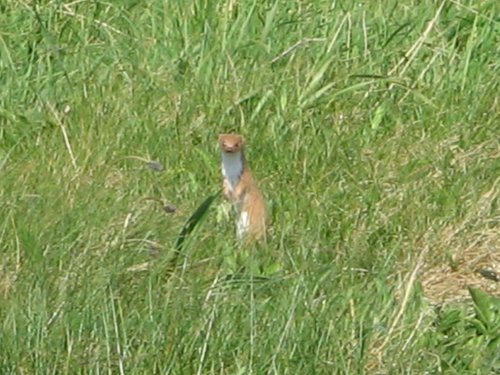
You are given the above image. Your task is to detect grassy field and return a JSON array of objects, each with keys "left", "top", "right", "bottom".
[{"left": 1, "top": 0, "right": 499, "bottom": 373}]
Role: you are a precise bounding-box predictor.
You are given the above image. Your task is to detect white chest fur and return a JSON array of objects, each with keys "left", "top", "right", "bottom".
[
  {"left": 221, "top": 151, "right": 244, "bottom": 194},
  {"left": 236, "top": 210, "right": 249, "bottom": 239}
]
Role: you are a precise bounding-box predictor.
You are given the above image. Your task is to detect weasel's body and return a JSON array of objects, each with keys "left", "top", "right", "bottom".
[{"left": 219, "top": 134, "right": 266, "bottom": 243}]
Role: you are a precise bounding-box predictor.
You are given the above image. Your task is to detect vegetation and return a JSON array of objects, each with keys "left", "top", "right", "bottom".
[{"left": 1, "top": 0, "right": 498, "bottom": 373}]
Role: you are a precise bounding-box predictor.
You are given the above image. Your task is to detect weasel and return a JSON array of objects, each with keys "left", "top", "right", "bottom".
[{"left": 218, "top": 134, "right": 266, "bottom": 244}]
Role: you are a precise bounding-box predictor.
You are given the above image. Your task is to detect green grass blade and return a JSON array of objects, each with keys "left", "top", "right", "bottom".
[{"left": 168, "top": 191, "right": 219, "bottom": 270}]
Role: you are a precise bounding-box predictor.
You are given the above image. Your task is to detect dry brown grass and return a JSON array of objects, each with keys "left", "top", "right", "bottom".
[
  {"left": 421, "top": 176, "right": 499, "bottom": 304},
  {"left": 421, "top": 228, "right": 499, "bottom": 304}
]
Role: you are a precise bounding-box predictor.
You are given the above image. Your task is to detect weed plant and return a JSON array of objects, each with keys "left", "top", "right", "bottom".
[{"left": 0, "top": 1, "right": 499, "bottom": 373}]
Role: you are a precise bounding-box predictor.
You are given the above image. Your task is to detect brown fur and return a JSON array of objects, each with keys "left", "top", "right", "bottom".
[{"left": 219, "top": 134, "right": 266, "bottom": 244}]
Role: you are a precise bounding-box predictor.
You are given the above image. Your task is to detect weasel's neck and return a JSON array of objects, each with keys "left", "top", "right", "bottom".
[{"left": 221, "top": 151, "right": 245, "bottom": 190}]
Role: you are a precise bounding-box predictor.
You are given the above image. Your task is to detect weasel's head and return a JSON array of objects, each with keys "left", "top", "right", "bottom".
[{"left": 219, "top": 134, "right": 244, "bottom": 154}]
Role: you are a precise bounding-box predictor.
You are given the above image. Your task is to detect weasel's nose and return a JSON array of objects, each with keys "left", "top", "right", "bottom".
[{"left": 224, "top": 143, "right": 238, "bottom": 152}]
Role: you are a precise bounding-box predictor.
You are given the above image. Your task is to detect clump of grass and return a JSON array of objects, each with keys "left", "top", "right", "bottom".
[{"left": 1, "top": 0, "right": 499, "bottom": 373}]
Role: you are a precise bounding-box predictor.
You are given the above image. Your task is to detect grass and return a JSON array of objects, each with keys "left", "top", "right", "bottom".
[{"left": 1, "top": 0, "right": 499, "bottom": 373}]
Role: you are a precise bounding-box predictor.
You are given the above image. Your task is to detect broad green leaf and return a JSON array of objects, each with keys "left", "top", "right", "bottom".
[
  {"left": 371, "top": 104, "right": 385, "bottom": 131},
  {"left": 469, "top": 287, "right": 493, "bottom": 328}
]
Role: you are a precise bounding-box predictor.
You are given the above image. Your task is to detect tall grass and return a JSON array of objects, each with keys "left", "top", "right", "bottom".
[{"left": 1, "top": 0, "right": 499, "bottom": 373}]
